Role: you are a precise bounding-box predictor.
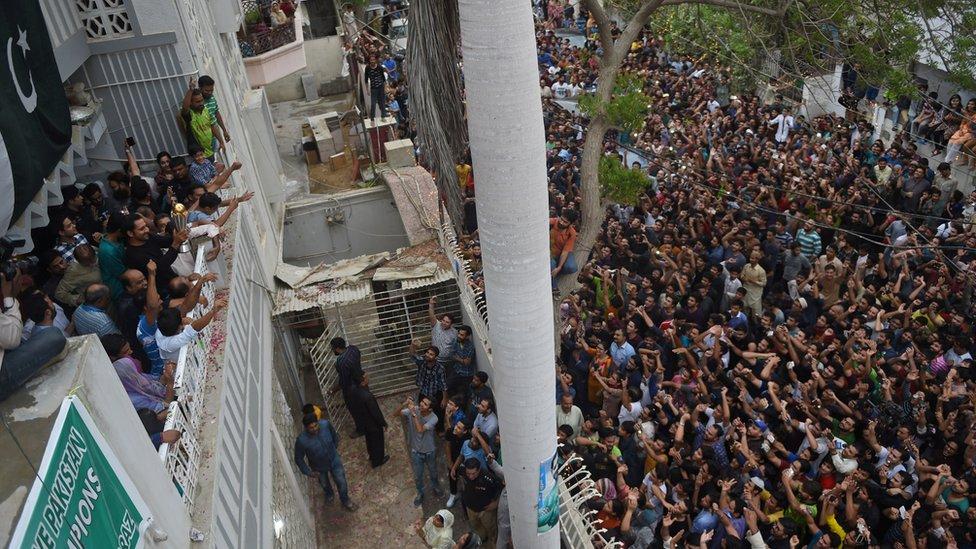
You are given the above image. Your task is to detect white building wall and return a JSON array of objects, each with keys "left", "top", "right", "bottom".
[
  {"left": 38, "top": 1, "right": 311, "bottom": 546},
  {"left": 0, "top": 336, "right": 191, "bottom": 548}
]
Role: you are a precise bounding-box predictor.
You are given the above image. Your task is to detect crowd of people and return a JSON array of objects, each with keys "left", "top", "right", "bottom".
[
  {"left": 342, "top": 1, "right": 411, "bottom": 131},
  {"left": 0, "top": 75, "right": 250, "bottom": 449},
  {"left": 296, "top": 3, "right": 976, "bottom": 548},
  {"left": 538, "top": 12, "right": 976, "bottom": 549}
]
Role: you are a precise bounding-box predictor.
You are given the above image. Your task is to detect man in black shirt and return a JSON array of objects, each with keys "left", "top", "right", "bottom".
[
  {"left": 460, "top": 457, "right": 502, "bottom": 547},
  {"left": 123, "top": 214, "right": 188, "bottom": 294},
  {"left": 347, "top": 371, "right": 389, "bottom": 468},
  {"left": 331, "top": 337, "right": 365, "bottom": 437},
  {"left": 365, "top": 55, "right": 387, "bottom": 119}
]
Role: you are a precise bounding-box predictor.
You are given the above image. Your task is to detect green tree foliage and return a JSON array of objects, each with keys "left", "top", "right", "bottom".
[
  {"left": 609, "top": 0, "right": 975, "bottom": 100},
  {"left": 598, "top": 155, "right": 650, "bottom": 205},
  {"left": 579, "top": 73, "right": 651, "bottom": 133}
]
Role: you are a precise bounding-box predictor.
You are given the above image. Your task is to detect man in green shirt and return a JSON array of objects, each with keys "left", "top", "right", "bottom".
[
  {"left": 199, "top": 75, "right": 231, "bottom": 145},
  {"left": 181, "top": 77, "right": 222, "bottom": 161},
  {"left": 97, "top": 212, "right": 127, "bottom": 300}
]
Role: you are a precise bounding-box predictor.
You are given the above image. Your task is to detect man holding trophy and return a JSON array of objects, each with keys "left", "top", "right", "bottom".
[{"left": 123, "top": 213, "right": 190, "bottom": 294}]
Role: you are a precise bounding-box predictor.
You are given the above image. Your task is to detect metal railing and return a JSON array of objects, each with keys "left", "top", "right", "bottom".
[
  {"left": 557, "top": 455, "right": 623, "bottom": 549},
  {"left": 158, "top": 246, "right": 216, "bottom": 512},
  {"left": 307, "top": 281, "right": 464, "bottom": 432},
  {"left": 435, "top": 220, "right": 490, "bottom": 339},
  {"left": 309, "top": 319, "right": 350, "bottom": 433},
  {"left": 239, "top": 1, "right": 300, "bottom": 58}
]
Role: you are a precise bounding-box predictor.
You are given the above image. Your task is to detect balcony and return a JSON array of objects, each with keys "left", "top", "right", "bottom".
[{"left": 239, "top": 2, "right": 307, "bottom": 87}]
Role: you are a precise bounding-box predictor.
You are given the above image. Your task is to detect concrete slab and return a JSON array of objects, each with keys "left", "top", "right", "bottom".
[{"left": 382, "top": 167, "right": 440, "bottom": 246}]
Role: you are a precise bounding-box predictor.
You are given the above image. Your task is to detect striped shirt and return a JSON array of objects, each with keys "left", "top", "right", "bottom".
[
  {"left": 774, "top": 230, "right": 793, "bottom": 250},
  {"left": 795, "top": 228, "right": 822, "bottom": 258},
  {"left": 72, "top": 304, "right": 121, "bottom": 337},
  {"left": 137, "top": 315, "right": 165, "bottom": 378}
]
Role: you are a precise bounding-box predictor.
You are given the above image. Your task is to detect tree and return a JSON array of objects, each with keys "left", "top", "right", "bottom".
[
  {"left": 457, "top": 0, "right": 559, "bottom": 547},
  {"left": 563, "top": 0, "right": 976, "bottom": 295}
]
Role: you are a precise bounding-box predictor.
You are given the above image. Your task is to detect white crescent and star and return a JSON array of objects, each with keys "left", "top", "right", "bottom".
[
  {"left": 2, "top": 27, "right": 38, "bottom": 232},
  {"left": 6, "top": 26, "right": 37, "bottom": 113}
]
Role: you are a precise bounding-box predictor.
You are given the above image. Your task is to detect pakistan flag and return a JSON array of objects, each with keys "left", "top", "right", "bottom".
[{"left": 0, "top": 0, "right": 71, "bottom": 233}]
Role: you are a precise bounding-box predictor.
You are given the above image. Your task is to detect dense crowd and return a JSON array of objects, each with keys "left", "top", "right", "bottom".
[
  {"left": 0, "top": 75, "right": 249, "bottom": 449},
  {"left": 305, "top": 3, "right": 976, "bottom": 548},
  {"left": 540, "top": 12, "right": 976, "bottom": 549}
]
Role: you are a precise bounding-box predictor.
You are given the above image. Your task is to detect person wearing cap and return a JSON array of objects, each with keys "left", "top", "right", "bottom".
[{"left": 460, "top": 456, "right": 502, "bottom": 547}]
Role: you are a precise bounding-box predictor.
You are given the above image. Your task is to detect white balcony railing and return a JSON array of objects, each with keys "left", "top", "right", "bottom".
[
  {"left": 158, "top": 246, "right": 217, "bottom": 512},
  {"left": 435, "top": 220, "right": 489, "bottom": 338},
  {"left": 557, "top": 455, "right": 624, "bottom": 549}
]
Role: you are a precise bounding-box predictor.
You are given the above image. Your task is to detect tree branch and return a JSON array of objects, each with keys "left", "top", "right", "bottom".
[
  {"left": 584, "top": 0, "right": 615, "bottom": 55},
  {"left": 613, "top": 0, "right": 665, "bottom": 65},
  {"left": 917, "top": 0, "right": 953, "bottom": 74},
  {"left": 661, "top": 0, "right": 781, "bottom": 17}
]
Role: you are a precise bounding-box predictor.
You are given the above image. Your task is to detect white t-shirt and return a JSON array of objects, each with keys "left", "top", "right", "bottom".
[
  {"left": 618, "top": 401, "right": 643, "bottom": 425},
  {"left": 771, "top": 114, "right": 794, "bottom": 143},
  {"left": 552, "top": 82, "right": 572, "bottom": 99},
  {"left": 156, "top": 324, "right": 199, "bottom": 362}
]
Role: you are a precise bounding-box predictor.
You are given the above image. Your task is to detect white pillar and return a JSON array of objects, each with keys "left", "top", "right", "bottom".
[{"left": 457, "top": 0, "right": 560, "bottom": 547}]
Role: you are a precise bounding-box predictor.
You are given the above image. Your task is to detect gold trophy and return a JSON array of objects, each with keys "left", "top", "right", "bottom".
[{"left": 171, "top": 203, "right": 192, "bottom": 253}]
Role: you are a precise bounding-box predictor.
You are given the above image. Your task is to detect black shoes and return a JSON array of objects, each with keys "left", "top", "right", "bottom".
[{"left": 371, "top": 455, "right": 391, "bottom": 468}]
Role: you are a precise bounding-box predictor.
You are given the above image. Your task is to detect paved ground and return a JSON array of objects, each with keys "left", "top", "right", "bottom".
[{"left": 308, "top": 392, "right": 469, "bottom": 548}]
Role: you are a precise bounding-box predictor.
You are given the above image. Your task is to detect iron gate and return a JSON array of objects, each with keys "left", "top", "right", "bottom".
[{"left": 309, "top": 279, "right": 462, "bottom": 433}]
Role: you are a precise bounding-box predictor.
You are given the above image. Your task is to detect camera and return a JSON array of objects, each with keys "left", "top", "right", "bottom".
[{"left": 1, "top": 236, "right": 39, "bottom": 282}]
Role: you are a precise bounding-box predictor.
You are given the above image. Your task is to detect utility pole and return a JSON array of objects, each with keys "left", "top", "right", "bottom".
[{"left": 457, "top": 0, "right": 560, "bottom": 546}]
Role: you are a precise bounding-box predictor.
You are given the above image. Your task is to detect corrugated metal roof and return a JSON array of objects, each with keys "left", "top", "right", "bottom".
[
  {"left": 400, "top": 269, "right": 454, "bottom": 290},
  {"left": 272, "top": 280, "right": 372, "bottom": 316}
]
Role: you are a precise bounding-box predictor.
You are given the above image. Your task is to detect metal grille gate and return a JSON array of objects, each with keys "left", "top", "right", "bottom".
[{"left": 309, "top": 279, "right": 462, "bottom": 433}]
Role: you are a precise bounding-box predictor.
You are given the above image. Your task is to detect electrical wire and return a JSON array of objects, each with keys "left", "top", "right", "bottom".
[
  {"left": 654, "top": 22, "right": 976, "bottom": 165},
  {"left": 546, "top": 101, "right": 976, "bottom": 254}
]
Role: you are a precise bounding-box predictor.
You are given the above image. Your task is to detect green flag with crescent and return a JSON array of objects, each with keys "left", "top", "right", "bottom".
[{"left": 0, "top": 0, "right": 71, "bottom": 233}]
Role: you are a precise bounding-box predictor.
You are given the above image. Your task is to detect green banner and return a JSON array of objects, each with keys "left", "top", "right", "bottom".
[
  {"left": 0, "top": 0, "right": 72, "bottom": 232},
  {"left": 10, "top": 396, "right": 150, "bottom": 549}
]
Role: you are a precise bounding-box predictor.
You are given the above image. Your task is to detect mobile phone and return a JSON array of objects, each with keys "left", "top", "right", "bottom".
[{"left": 125, "top": 136, "right": 136, "bottom": 148}]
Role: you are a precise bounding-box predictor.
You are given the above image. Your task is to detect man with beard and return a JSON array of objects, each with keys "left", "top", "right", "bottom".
[{"left": 123, "top": 214, "right": 189, "bottom": 294}]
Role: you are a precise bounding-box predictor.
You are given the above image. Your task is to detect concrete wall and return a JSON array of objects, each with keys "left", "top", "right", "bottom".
[
  {"left": 262, "top": 36, "right": 348, "bottom": 103},
  {"left": 913, "top": 63, "right": 976, "bottom": 104},
  {"left": 281, "top": 186, "right": 411, "bottom": 266},
  {"left": 0, "top": 336, "right": 190, "bottom": 548},
  {"left": 801, "top": 64, "right": 845, "bottom": 119}
]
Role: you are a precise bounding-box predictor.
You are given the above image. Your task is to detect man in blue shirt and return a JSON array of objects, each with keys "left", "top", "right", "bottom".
[
  {"left": 449, "top": 325, "right": 477, "bottom": 405},
  {"left": 609, "top": 329, "right": 636, "bottom": 371},
  {"left": 294, "top": 414, "right": 358, "bottom": 511}
]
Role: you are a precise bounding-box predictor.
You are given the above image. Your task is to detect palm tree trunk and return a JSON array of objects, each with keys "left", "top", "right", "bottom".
[{"left": 457, "top": 0, "right": 559, "bottom": 546}]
